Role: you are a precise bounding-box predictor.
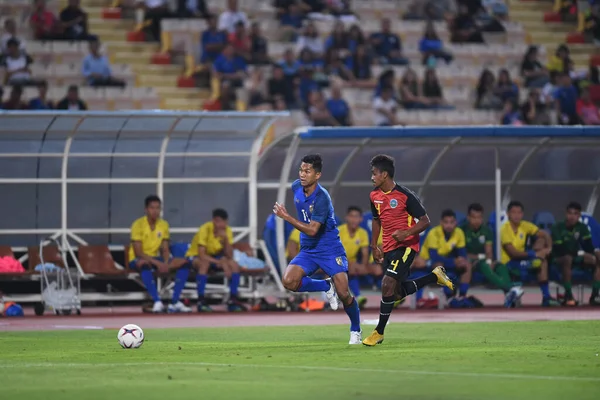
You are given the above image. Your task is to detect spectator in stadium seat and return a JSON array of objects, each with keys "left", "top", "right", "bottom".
[
  {"left": 1, "top": 85, "right": 28, "bottom": 110},
  {"left": 585, "top": 4, "right": 600, "bottom": 46},
  {"left": 203, "top": 80, "right": 237, "bottom": 110},
  {"left": 373, "top": 86, "right": 399, "bottom": 126},
  {"left": 419, "top": 20, "right": 453, "bottom": 66},
  {"left": 142, "top": 0, "right": 173, "bottom": 42},
  {"left": 399, "top": 68, "right": 430, "bottom": 109},
  {"left": 500, "top": 99, "right": 522, "bottom": 125},
  {"left": 128, "top": 195, "right": 192, "bottom": 314},
  {"left": 307, "top": 90, "right": 339, "bottom": 126},
  {"left": 369, "top": 18, "right": 409, "bottom": 66},
  {"left": 552, "top": 201, "right": 600, "bottom": 306},
  {"left": 499, "top": 200, "right": 559, "bottom": 307},
  {"left": 246, "top": 69, "right": 271, "bottom": 110},
  {"left": 212, "top": 44, "right": 247, "bottom": 88},
  {"left": 28, "top": 81, "right": 54, "bottom": 110},
  {"left": 56, "top": 85, "right": 88, "bottom": 110},
  {"left": 185, "top": 208, "right": 246, "bottom": 312},
  {"left": 279, "top": 2, "right": 305, "bottom": 41},
  {"left": 200, "top": 14, "right": 227, "bottom": 65},
  {"left": 249, "top": 22, "right": 270, "bottom": 65},
  {"left": 278, "top": 48, "right": 301, "bottom": 78},
  {"left": 577, "top": 87, "right": 600, "bottom": 125},
  {"left": 326, "top": 85, "right": 352, "bottom": 126},
  {"left": 520, "top": 89, "right": 550, "bottom": 125},
  {"left": 481, "top": 3, "right": 508, "bottom": 33},
  {"left": 302, "top": 0, "right": 327, "bottom": 14},
  {"left": 274, "top": 0, "right": 297, "bottom": 20},
  {"left": 82, "top": 40, "right": 126, "bottom": 87},
  {"left": 475, "top": 69, "right": 502, "bottom": 110},
  {"left": 547, "top": 44, "right": 571, "bottom": 75},
  {"left": 421, "top": 209, "right": 474, "bottom": 308},
  {"left": 60, "top": 0, "right": 97, "bottom": 41},
  {"left": 268, "top": 64, "right": 296, "bottom": 108},
  {"left": 348, "top": 45, "right": 372, "bottom": 83},
  {"left": 218, "top": 0, "right": 249, "bottom": 34},
  {"left": 228, "top": 21, "right": 251, "bottom": 61},
  {"left": 30, "top": 0, "right": 62, "bottom": 41},
  {"left": 450, "top": 3, "right": 484, "bottom": 43},
  {"left": 347, "top": 25, "right": 366, "bottom": 55},
  {"left": 176, "top": 0, "right": 209, "bottom": 18},
  {"left": 338, "top": 206, "right": 370, "bottom": 309},
  {"left": 1, "top": 19, "right": 26, "bottom": 55},
  {"left": 298, "top": 66, "right": 320, "bottom": 108},
  {"left": 325, "top": 49, "right": 355, "bottom": 82},
  {"left": 494, "top": 68, "right": 519, "bottom": 104},
  {"left": 521, "top": 45, "right": 550, "bottom": 88},
  {"left": 554, "top": 72, "right": 581, "bottom": 125},
  {"left": 296, "top": 22, "right": 325, "bottom": 59},
  {"left": 422, "top": 68, "right": 454, "bottom": 109},
  {"left": 0, "top": 39, "right": 36, "bottom": 86},
  {"left": 540, "top": 70, "right": 559, "bottom": 106},
  {"left": 325, "top": 21, "right": 351, "bottom": 61}
]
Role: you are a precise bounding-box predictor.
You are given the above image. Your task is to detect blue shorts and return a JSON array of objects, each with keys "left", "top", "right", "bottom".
[
  {"left": 128, "top": 257, "right": 166, "bottom": 270},
  {"left": 186, "top": 254, "right": 223, "bottom": 270},
  {"left": 507, "top": 260, "right": 536, "bottom": 270},
  {"left": 290, "top": 251, "right": 348, "bottom": 277}
]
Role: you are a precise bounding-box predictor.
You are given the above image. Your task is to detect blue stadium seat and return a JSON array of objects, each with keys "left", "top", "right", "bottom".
[
  {"left": 263, "top": 214, "right": 294, "bottom": 274},
  {"left": 360, "top": 212, "right": 373, "bottom": 241},
  {"left": 454, "top": 210, "right": 466, "bottom": 226},
  {"left": 580, "top": 212, "right": 600, "bottom": 248},
  {"left": 533, "top": 211, "right": 556, "bottom": 232},
  {"left": 335, "top": 214, "right": 343, "bottom": 226},
  {"left": 170, "top": 242, "right": 190, "bottom": 258}
]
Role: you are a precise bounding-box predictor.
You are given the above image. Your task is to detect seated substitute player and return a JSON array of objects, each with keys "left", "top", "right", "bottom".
[
  {"left": 461, "top": 203, "right": 524, "bottom": 308},
  {"left": 552, "top": 202, "right": 600, "bottom": 306},
  {"left": 338, "top": 206, "right": 370, "bottom": 309},
  {"left": 186, "top": 208, "right": 246, "bottom": 312},
  {"left": 129, "top": 195, "right": 191, "bottom": 314},
  {"left": 272, "top": 154, "right": 362, "bottom": 344},
  {"left": 500, "top": 201, "right": 559, "bottom": 307},
  {"left": 363, "top": 155, "right": 454, "bottom": 347},
  {"left": 421, "top": 209, "right": 476, "bottom": 308}
]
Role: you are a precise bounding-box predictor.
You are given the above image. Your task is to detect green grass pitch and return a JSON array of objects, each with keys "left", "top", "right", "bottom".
[{"left": 1, "top": 321, "right": 599, "bottom": 400}]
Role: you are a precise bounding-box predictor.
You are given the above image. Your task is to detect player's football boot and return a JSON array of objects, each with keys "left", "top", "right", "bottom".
[
  {"left": 168, "top": 301, "right": 192, "bottom": 313},
  {"left": 562, "top": 294, "right": 578, "bottom": 307},
  {"left": 432, "top": 266, "right": 454, "bottom": 291},
  {"left": 504, "top": 286, "right": 524, "bottom": 308},
  {"left": 393, "top": 297, "right": 405, "bottom": 309},
  {"left": 349, "top": 331, "right": 362, "bottom": 345},
  {"left": 325, "top": 278, "right": 340, "bottom": 311},
  {"left": 589, "top": 293, "right": 600, "bottom": 306},
  {"left": 197, "top": 303, "right": 213, "bottom": 312},
  {"left": 357, "top": 296, "right": 368, "bottom": 310},
  {"left": 362, "top": 330, "right": 384, "bottom": 347},
  {"left": 152, "top": 301, "right": 165, "bottom": 313}
]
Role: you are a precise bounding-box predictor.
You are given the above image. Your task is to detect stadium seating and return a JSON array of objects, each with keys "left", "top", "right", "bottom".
[{"left": 533, "top": 211, "right": 556, "bottom": 232}]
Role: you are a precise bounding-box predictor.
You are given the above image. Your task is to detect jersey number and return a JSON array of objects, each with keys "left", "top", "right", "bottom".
[
  {"left": 390, "top": 259, "right": 400, "bottom": 271},
  {"left": 301, "top": 209, "right": 310, "bottom": 222},
  {"left": 375, "top": 203, "right": 381, "bottom": 215},
  {"left": 390, "top": 249, "right": 412, "bottom": 271}
]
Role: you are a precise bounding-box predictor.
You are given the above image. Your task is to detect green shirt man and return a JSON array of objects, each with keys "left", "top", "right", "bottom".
[
  {"left": 460, "top": 222, "right": 494, "bottom": 261},
  {"left": 551, "top": 221, "right": 595, "bottom": 259}
]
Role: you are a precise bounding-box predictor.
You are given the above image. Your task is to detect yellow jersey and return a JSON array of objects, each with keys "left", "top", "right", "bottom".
[
  {"left": 186, "top": 221, "right": 233, "bottom": 257},
  {"left": 286, "top": 229, "right": 300, "bottom": 259},
  {"left": 420, "top": 225, "right": 466, "bottom": 261},
  {"left": 128, "top": 216, "right": 170, "bottom": 261},
  {"left": 368, "top": 231, "right": 383, "bottom": 263},
  {"left": 338, "top": 224, "right": 369, "bottom": 263},
  {"left": 499, "top": 220, "right": 539, "bottom": 264}
]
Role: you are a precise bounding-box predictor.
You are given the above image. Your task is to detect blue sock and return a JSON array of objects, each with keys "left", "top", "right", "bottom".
[
  {"left": 171, "top": 266, "right": 190, "bottom": 304},
  {"left": 196, "top": 274, "right": 208, "bottom": 299},
  {"left": 539, "top": 281, "right": 550, "bottom": 298},
  {"left": 349, "top": 276, "right": 361, "bottom": 297},
  {"left": 298, "top": 276, "right": 330, "bottom": 292},
  {"left": 140, "top": 268, "right": 159, "bottom": 302},
  {"left": 230, "top": 273, "right": 241, "bottom": 297},
  {"left": 459, "top": 283, "right": 469, "bottom": 297},
  {"left": 344, "top": 298, "right": 361, "bottom": 332},
  {"left": 443, "top": 286, "right": 454, "bottom": 298},
  {"left": 416, "top": 288, "right": 423, "bottom": 301}
]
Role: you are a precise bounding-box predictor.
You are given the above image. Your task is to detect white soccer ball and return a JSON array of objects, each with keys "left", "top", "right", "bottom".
[{"left": 117, "top": 324, "right": 144, "bottom": 349}]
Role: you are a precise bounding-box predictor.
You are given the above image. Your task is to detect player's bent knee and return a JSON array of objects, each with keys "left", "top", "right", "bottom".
[
  {"left": 381, "top": 275, "right": 397, "bottom": 297},
  {"left": 282, "top": 265, "right": 304, "bottom": 291}
]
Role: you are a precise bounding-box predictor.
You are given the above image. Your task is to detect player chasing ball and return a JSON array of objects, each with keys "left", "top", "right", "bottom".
[
  {"left": 363, "top": 155, "right": 455, "bottom": 347},
  {"left": 273, "top": 154, "right": 362, "bottom": 345}
]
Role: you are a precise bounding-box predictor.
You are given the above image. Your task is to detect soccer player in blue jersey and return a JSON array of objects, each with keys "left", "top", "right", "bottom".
[{"left": 273, "top": 154, "right": 362, "bottom": 344}]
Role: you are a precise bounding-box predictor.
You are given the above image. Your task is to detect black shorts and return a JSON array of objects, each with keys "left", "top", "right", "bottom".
[{"left": 383, "top": 247, "right": 417, "bottom": 282}]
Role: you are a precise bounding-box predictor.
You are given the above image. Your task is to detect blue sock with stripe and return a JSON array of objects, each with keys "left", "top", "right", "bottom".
[
  {"left": 349, "top": 276, "right": 361, "bottom": 297},
  {"left": 196, "top": 274, "right": 208, "bottom": 298},
  {"left": 344, "top": 298, "right": 361, "bottom": 332},
  {"left": 140, "top": 268, "right": 160, "bottom": 302},
  {"left": 539, "top": 281, "right": 550, "bottom": 298},
  {"left": 171, "top": 266, "right": 190, "bottom": 304},
  {"left": 459, "top": 283, "right": 469, "bottom": 297},
  {"left": 443, "top": 286, "right": 454, "bottom": 298},
  {"left": 230, "top": 273, "right": 241, "bottom": 297},
  {"left": 298, "top": 277, "right": 330, "bottom": 292}
]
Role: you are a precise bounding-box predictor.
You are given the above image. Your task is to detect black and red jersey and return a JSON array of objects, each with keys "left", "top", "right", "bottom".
[{"left": 370, "top": 184, "right": 427, "bottom": 253}]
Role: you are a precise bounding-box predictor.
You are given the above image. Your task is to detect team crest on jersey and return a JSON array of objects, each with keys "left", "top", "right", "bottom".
[
  {"left": 295, "top": 197, "right": 299, "bottom": 203},
  {"left": 519, "top": 233, "right": 524, "bottom": 239},
  {"left": 479, "top": 235, "right": 485, "bottom": 243},
  {"left": 574, "top": 232, "right": 580, "bottom": 240},
  {"left": 157, "top": 232, "right": 162, "bottom": 238},
  {"left": 336, "top": 257, "right": 343, "bottom": 266},
  {"left": 309, "top": 204, "right": 314, "bottom": 213},
  {"left": 390, "top": 199, "right": 398, "bottom": 208}
]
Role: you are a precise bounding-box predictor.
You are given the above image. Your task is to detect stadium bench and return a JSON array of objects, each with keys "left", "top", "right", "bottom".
[{"left": 78, "top": 245, "right": 129, "bottom": 277}]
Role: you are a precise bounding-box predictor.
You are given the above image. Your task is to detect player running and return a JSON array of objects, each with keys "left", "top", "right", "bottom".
[
  {"left": 363, "top": 155, "right": 454, "bottom": 347},
  {"left": 272, "top": 154, "right": 362, "bottom": 344}
]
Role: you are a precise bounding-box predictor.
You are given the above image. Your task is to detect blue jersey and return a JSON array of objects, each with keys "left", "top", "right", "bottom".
[{"left": 292, "top": 179, "right": 345, "bottom": 255}]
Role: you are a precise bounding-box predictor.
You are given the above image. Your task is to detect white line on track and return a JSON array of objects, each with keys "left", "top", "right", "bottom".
[{"left": 0, "top": 362, "right": 597, "bottom": 383}]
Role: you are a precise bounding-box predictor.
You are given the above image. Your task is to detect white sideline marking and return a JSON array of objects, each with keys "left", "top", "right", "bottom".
[
  {"left": 0, "top": 362, "right": 597, "bottom": 383},
  {"left": 52, "top": 325, "right": 105, "bottom": 330}
]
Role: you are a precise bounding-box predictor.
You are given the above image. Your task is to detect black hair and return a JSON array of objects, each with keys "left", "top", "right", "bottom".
[
  {"left": 507, "top": 200, "right": 524, "bottom": 212},
  {"left": 566, "top": 201, "right": 582, "bottom": 212},
  {"left": 67, "top": 84, "right": 79, "bottom": 93},
  {"left": 212, "top": 208, "right": 229, "bottom": 220},
  {"left": 441, "top": 209, "right": 456, "bottom": 219},
  {"left": 6, "top": 38, "right": 19, "bottom": 48},
  {"left": 144, "top": 195, "right": 161, "bottom": 208},
  {"left": 370, "top": 154, "right": 395, "bottom": 179},
  {"left": 467, "top": 203, "right": 484, "bottom": 214},
  {"left": 347, "top": 205, "right": 362, "bottom": 214},
  {"left": 301, "top": 154, "right": 323, "bottom": 173}
]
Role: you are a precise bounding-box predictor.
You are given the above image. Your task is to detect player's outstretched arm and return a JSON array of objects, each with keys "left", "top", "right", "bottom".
[{"left": 273, "top": 202, "right": 322, "bottom": 236}]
